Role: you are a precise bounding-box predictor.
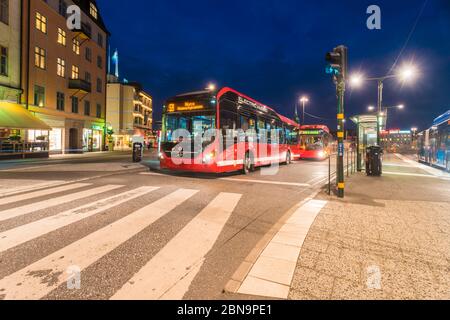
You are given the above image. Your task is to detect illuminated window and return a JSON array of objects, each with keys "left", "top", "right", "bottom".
[
  {"left": 90, "top": 3, "right": 98, "bottom": 19},
  {"left": 34, "top": 46, "right": 46, "bottom": 69},
  {"left": 57, "top": 28, "right": 66, "bottom": 46},
  {"left": 72, "top": 39, "right": 80, "bottom": 55},
  {"left": 0, "top": 46, "right": 7, "bottom": 76},
  {"left": 35, "top": 12, "right": 47, "bottom": 34},
  {"left": 57, "top": 58, "right": 65, "bottom": 77},
  {"left": 71, "top": 65, "right": 79, "bottom": 79}
]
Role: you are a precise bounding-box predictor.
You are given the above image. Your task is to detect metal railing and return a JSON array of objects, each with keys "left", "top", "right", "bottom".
[{"left": 328, "top": 147, "right": 357, "bottom": 196}]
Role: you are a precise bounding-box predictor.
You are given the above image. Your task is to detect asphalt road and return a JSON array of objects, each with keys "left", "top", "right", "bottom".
[{"left": 0, "top": 151, "right": 335, "bottom": 300}]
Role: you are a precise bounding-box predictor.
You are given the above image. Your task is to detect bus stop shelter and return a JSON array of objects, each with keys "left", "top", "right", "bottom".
[{"left": 350, "top": 114, "right": 385, "bottom": 172}]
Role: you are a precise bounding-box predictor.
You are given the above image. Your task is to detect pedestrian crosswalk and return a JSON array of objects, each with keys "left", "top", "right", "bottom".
[{"left": 0, "top": 182, "right": 243, "bottom": 300}]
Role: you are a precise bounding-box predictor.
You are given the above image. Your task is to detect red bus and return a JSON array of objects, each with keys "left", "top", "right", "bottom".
[
  {"left": 297, "top": 125, "right": 333, "bottom": 160},
  {"left": 159, "top": 87, "right": 300, "bottom": 174}
]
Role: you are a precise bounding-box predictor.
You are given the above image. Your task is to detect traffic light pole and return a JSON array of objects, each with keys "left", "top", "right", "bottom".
[{"left": 336, "top": 78, "right": 346, "bottom": 198}]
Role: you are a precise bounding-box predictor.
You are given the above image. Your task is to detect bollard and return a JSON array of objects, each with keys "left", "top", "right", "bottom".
[{"left": 328, "top": 153, "right": 331, "bottom": 195}]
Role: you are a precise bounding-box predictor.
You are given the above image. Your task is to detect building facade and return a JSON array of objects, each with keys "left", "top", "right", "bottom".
[
  {"left": 106, "top": 79, "right": 153, "bottom": 150},
  {"left": 21, "top": 0, "right": 109, "bottom": 154},
  {"left": 0, "top": 0, "right": 22, "bottom": 102},
  {"left": 381, "top": 129, "right": 414, "bottom": 153}
]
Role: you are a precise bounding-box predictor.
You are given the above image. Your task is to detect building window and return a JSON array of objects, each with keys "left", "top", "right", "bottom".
[
  {"left": 72, "top": 96, "right": 79, "bottom": 113},
  {"left": 0, "top": 46, "right": 7, "bottom": 76},
  {"left": 72, "top": 39, "right": 80, "bottom": 55},
  {"left": 90, "top": 3, "right": 98, "bottom": 19},
  {"left": 84, "top": 100, "right": 90, "bottom": 116},
  {"left": 71, "top": 65, "right": 79, "bottom": 79},
  {"left": 96, "top": 78, "right": 102, "bottom": 93},
  {"left": 35, "top": 12, "right": 47, "bottom": 34},
  {"left": 57, "top": 58, "right": 65, "bottom": 77},
  {"left": 97, "top": 55, "right": 102, "bottom": 69},
  {"left": 96, "top": 104, "right": 101, "bottom": 118},
  {"left": 85, "top": 47, "right": 92, "bottom": 62},
  {"left": 57, "top": 28, "right": 66, "bottom": 46},
  {"left": 85, "top": 72, "right": 91, "bottom": 83},
  {"left": 56, "top": 92, "right": 65, "bottom": 111},
  {"left": 97, "top": 33, "right": 103, "bottom": 48},
  {"left": 34, "top": 47, "right": 46, "bottom": 69},
  {"left": 58, "top": 0, "right": 67, "bottom": 17},
  {"left": 0, "top": 0, "right": 8, "bottom": 25},
  {"left": 34, "top": 85, "right": 45, "bottom": 107}
]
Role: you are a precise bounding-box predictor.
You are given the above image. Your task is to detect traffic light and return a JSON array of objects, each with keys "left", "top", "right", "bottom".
[{"left": 325, "top": 45, "right": 348, "bottom": 80}]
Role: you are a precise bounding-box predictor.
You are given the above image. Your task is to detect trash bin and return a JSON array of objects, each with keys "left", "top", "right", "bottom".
[
  {"left": 366, "top": 146, "right": 383, "bottom": 176},
  {"left": 132, "top": 142, "right": 143, "bottom": 162}
]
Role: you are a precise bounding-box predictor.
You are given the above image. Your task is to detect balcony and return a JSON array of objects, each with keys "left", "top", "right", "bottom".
[
  {"left": 69, "top": 79, "right": 92, "bottom": 93},
  {"left": 72, "top": 22, "right": 92, "bottom": 44}
]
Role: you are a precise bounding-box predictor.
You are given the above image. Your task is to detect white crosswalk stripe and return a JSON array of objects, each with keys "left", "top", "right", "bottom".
[
  {"left": 0, "top": 180, "right": 66, "bottom": 198},
  {"left": 0, "top": 186, "right": 158, "bottom": 252},
  {"left": 0, "top": 184, "right": 122, "bottom": 223},
  {"left": 112, "top": 192, "right": 242, "bottom": 300},
  {"left": 0, "top": 188, "right": 199, "bottom": 300},
  {"left": 0, "top": 183, "right": 90, "bottom": 206}
]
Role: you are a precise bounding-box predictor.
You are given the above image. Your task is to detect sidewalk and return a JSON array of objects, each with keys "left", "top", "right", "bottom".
[{"left": 289, "top": 155, "right": 450, "bottom": 300}]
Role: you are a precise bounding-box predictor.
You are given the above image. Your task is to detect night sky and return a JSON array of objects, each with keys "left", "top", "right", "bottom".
[{"left": 97, "top": 0, "right": 450, "bottom": 131}]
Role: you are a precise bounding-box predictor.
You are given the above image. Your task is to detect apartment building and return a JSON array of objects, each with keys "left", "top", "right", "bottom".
[
  {"left": 0, "top": 0, "right": 22, "bottom": 103},
  {"left": 106, "top": 79, "right": 153, "bottom": 150},
  {"left": 21, "top": 0, "right": 109, "bottom": 153}
]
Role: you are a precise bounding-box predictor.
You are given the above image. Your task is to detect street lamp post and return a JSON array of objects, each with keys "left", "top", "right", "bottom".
[
  {"left": 350, "top": 64, "right": 417, "bottom": 145},
  {"left": 300, "top": 97, "right": 309, "bottom": 125}
]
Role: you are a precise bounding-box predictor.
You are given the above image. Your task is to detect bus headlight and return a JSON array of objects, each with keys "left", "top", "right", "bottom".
[
  {"left": 318, "top": 151, "right": 326, "bottom": 158},
  {"left": 159, "top": 152, "right": 164, "bottom": 159},
  {"left": 203, "top": 151, "right": 216, "bottom": 164}
]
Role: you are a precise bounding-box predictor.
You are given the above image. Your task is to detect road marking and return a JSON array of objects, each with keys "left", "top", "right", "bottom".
[
  {"left": 0, "top": 183, "right": 90, "bottom": 206},
  {"left": 383, "top": 171, "right": 449, "bottom": 179},
  {"left": 111, "top": 192, "right": 242, "bottom": 300},
  {"left": 0, "top": 188, "right": 198, "bottom": 300},
  {"left": 219, "top": 178, "right": 310, "bottom": 187},
  {"left": 0, "top": 181, "right": 67, "bottom": 198},
  {"left": 140, "top": 172, "right": 165, "bottom": 177},
  {"left": 394, "top": 153, "right": 450, "bottom": 178},
  {"left": 0, "top": 186, "right": 158, "bottom": 252},
  {"left": 237, "top": 199, "right": 327, "bottom": 299},
  {"left": 0, "top": 185, "right": 122, "bottom": 223}
]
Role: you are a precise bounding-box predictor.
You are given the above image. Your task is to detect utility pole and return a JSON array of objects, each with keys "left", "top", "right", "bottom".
[{"left": 326, "top": 45, "right": 348, "bottom": 198}]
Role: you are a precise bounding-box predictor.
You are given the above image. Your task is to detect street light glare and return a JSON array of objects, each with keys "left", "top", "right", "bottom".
[
  {"left": 399, "top": 65, "right": 417, "bottom": 82},
  {"left": 368, "top": 106, "right": 375, "bottom": 111},
  {"left": 206, "top": 83, "right": 216, "bottom": 91},
  {"left": 300, "top": 96, "right": 309, "bottom": 103},
  {"left": 397, "top": 104, "right": 405, "bottom": 110},
  {"left": 350, "top": 74, "right": 363, "bottom": 87}
]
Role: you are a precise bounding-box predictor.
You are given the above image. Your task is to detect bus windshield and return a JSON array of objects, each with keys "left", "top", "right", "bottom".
[
  {"left": 300, "top": 135, "right": 324, "bottom": 150},
  {"left": 162, "top": 112, "right": 215, "bottom": 143}
]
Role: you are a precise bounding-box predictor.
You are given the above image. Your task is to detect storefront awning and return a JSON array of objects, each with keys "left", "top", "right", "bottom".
[{"left": 0, "top": 102, "right": 51, "bottom": 130}]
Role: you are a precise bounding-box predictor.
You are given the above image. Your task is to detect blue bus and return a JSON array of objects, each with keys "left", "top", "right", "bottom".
[{"left": 418, "top": 110, "right": 450, "bottom": 172}]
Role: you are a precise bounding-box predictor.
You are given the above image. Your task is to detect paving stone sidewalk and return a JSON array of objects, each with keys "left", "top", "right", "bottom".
[{"left": 289, "top": 160, "right": 450, "bottom": 300}]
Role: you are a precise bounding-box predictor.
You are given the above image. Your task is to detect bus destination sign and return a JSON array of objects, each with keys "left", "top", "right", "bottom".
[{"left": 167, "top": 102, "right": 205, "bottom": 113}]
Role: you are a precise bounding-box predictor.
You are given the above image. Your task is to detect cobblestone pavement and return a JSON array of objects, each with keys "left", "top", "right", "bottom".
[{"left": 289, "top": 154, "right": 450, "bottom": 300}]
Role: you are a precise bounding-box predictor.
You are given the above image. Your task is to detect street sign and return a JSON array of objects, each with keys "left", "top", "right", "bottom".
[{"left": 338, "top": 143, "right": 344, "bottom": 157}]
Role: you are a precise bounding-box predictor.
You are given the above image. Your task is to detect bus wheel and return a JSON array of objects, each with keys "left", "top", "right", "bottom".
[{"left": 243, "top": 152, "right": 254, "bottom": 174}]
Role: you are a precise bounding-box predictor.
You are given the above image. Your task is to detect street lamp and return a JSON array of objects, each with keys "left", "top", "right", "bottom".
[
  {"left": 300, "top": 96, "right": 309, "bottom": 125},
  {"left": 349, "top": 63, "right": 418, "bottom": 144},
  {"left": 206, "top": 83, "right": 216, "bottom": 91},
  {"left": 368, "top": 106, "right": 375, "bottom": 112}
]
